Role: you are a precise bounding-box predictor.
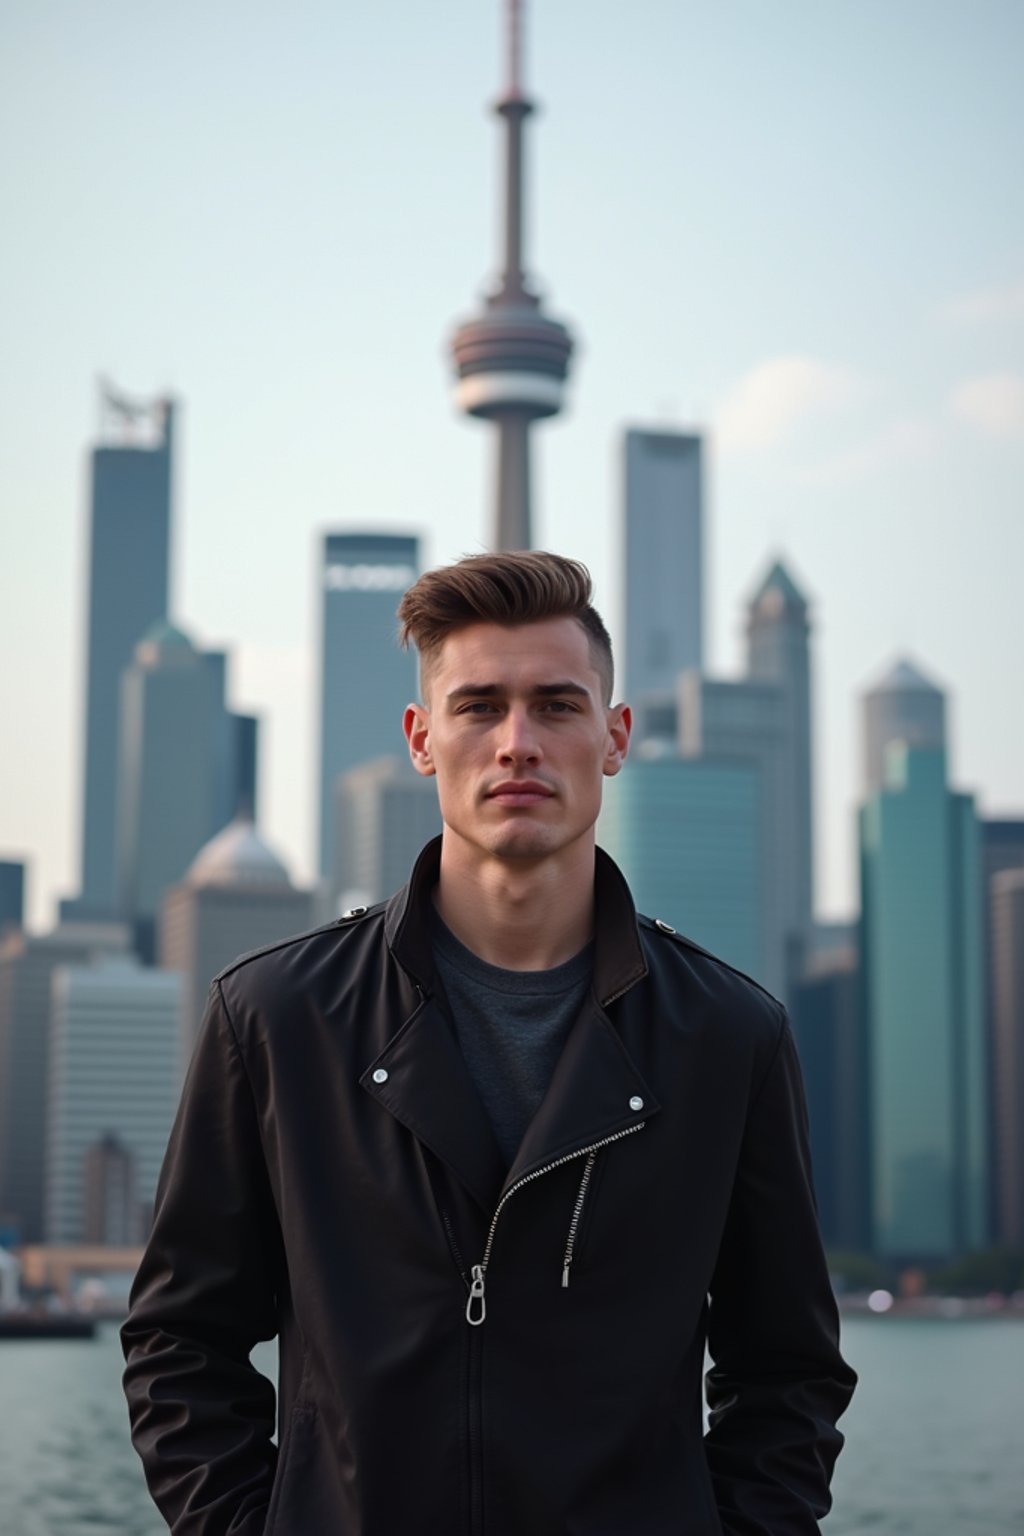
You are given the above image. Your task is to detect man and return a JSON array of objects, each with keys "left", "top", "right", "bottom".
[{"left": 123, "top": 550, "right": 855, "bottom": 1535}]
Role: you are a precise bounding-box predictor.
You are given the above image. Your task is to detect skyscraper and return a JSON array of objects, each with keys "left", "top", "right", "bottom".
[
  {"left": 450, "top": 0, "right": 575, "bottom": 549},
  {"left": 623, "top": 429, "right": 703, "bottom": 728},
  {"left": 74, "top": 384, "right": 174, "bottom": 918},
  {"left": 980, "top": 818, "right": 1024, "bottom": 1241},
  {"left": 333, "top": 757, "right": 442, "bottom": 909},
  {"left": 676, "top": 672, "right": 787, "bottom": 996},
  {"left": 790, "top": 949, "right": 870, "bottom": 1254},
  {"left": 598, "top": 751, "right": 764, "bottom": 982},
  {"left": 0, "top": 922, "right": 130, "bottom": 1241},
  {"left": 745, "top": 560, "right": 815, "bottom": 956},
  {"left": 229, "top": 712, "right": 260, "bottom": 821},
  {"left": 991, "top": 869, "right": 1024, "bottom": 1246},
  {"left": 861, "top": 657, "right": 946, "bottom": 797},
  {"left": 83, "top": 1132, "right": 141, "bottom": 1246},
  {"left": 317, "top": 532, "right": 419, "bottom": 879},
  {"left": 859, "top": 744, "right": 987, "bottom": 1260},
  {"left": 161, "top": 816, "right": 313, "bottom": 1061},
  {"left": 45, "top": 954, "right": 181, "bottom": 1243},
  {"left": 0, "top": 861, "right": 25, "bottom": 935},
  {"left": 629, "top": 552, "right": 813, "bottom": 1002},
  {"left": 115, "top": 622, "right": 250, "bottom": 957}
]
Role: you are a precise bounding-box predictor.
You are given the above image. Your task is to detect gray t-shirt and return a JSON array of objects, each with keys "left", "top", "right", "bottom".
[{"left": 432, "top": 912, "right": 593, "bottom": 1167}]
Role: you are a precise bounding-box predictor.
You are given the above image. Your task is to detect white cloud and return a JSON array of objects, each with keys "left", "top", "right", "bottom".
[
  {"left": 943, "top": 277, "right": 1024, "bottom": 327},
  {"left": 950, "top": 372, "right": 1024, "bottom": 440},
  {"left": 714, "top": 356, "right": 870, "bottom": 452}
]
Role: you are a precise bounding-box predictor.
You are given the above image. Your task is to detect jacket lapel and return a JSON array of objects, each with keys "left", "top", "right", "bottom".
[
  {"left": 375, "top": 836, "right": 660, "bottom": 1212},
  {"left": 502, "top": 993, "right": 661, "bottom": 1193},
  {"left": 360, "top": 995, "right": 506, "bottom": 1215}
]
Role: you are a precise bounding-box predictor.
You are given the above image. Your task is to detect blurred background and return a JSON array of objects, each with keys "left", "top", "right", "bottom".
[{"left": 0, "top": 1, "right": 1022, "bottom": 1532}]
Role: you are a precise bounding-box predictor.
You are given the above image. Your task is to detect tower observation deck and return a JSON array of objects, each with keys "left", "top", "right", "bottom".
[{"left": 450, "top": 0, "right": 575, "bottom": 551}]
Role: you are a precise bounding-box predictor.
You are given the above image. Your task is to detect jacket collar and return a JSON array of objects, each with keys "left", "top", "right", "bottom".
[
  {"left": 383, "top": 835, "right": 649, "bottom": 1007},
  {"left": 368, "top": 837, "right": 656, "bottom": 1212}
]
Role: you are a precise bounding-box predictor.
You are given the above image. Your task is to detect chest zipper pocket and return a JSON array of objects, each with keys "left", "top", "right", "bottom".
[
  {"left": 561, "top": 1147, "right": 600, "bottom": 1288},
  {"left": 466, "top": 1120, "right": 646, "bottom": 1325}
]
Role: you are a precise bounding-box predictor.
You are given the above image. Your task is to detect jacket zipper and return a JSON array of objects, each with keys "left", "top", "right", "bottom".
[
  {"left": 440, "top": 1204, "right": 470, "bottom": 1290},
  {"left": 465, "top": 1120, "right": 646, "bottom": 1325},
  {"left": 561, "top": 1149, "right": 597, "bottom": 1288}
]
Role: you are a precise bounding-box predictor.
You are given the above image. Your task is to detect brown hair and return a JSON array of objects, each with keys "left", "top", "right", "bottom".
[{"left": 397, "top": 551, "right": 614, "bottom": 703}]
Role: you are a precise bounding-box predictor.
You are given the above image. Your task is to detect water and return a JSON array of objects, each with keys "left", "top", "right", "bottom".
[
  {"left": 0, "top": 1318, "right": 1020, "bottom": 1533},
  {"left": 826, "top": 1317, "right": 1024, "bottom": 1535}
]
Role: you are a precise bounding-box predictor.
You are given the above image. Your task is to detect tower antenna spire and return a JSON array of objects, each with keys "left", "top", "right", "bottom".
[
  {"left": 495, "top": 0, "right": 533, "bottom": 306},
  {"left": 506, "top": 0, "right": 523, "bottom": 95},
  {"left": 449, "top": 0, "right": 577, "bottom": 551}
]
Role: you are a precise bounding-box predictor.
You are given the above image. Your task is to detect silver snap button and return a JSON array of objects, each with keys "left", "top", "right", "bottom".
[
  {"left": 372, "top": 1068, "right": 389, "bottom": 1084},
  {"left": 655, "top": 918, "right": 675, "bottom": 934},
  {"left": 629, "top": 1095, "right": 644, "bottom": 1111}
]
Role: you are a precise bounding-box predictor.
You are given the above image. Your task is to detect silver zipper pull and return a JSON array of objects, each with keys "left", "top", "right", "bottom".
[
  {"left": 466, "top": 1263, "right": 487, "bottom": 1326},
  {"left": 562, "top": 1259, "right": 571, "bottom": 1289}
]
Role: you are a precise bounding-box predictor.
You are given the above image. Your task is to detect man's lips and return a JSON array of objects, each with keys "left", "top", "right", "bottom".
[{"left": 485, "top": 781, "right": 556, "bottom": 805}]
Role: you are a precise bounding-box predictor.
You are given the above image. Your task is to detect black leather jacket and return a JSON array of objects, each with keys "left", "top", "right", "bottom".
[{"left": 122, "top": 838, "right": 855, "bottom": 1535}]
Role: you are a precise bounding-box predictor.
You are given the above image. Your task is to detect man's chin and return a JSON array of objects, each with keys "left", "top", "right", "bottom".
[
  {"left": 480, "top": 822, "right": 562, "bottom": 862},
  {"left": 488, "top": 832, "right": 555, "bottom": 861}
]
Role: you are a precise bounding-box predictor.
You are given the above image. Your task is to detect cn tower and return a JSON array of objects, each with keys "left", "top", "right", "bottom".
[{"left": 450, "top": 0, "right": 575, "bottom": 552}]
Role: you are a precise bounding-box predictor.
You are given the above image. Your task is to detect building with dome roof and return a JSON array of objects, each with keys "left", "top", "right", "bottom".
[
  {"left": 187, "top": 816, "right": 293, "bottom": 890},
  {"left": 161, "top": 816, "right": 313, "bottom": 1060}
]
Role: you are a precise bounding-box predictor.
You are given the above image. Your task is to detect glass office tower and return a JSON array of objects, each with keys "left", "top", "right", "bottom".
[
  {"left": 76, "top": 395, "right": 174, "bottom": 916},
  {"left": 317, "top": 533, "right": 419, "bottom": 881},
  {"left": 599, "top": 753, "right": 763, "bottom": 983},
  {"left": 622, "top": 429, "right": 703, "bottom": 737},
  {"left": 859, "top": 744, "right": 988, "bottom": 1260}
]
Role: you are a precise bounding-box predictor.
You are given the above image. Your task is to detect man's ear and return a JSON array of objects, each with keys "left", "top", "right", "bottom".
[
  {"left": 404, "top": 703, "right": 436, "bottom": 778},
  {"left": 603, "top": 703, "right": 631, "bottom": 778}
]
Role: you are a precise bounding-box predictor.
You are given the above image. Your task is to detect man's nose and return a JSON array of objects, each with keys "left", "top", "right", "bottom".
[{"left": 497, "top": 707, "right": 541, "bottom": 763}]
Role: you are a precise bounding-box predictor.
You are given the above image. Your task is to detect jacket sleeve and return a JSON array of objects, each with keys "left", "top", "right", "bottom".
[
  {"left": 704, "top": 1009, "right": 857, "bottom": 1535},
  {"left": 121, "top": 980, "right": 284, "bottom": 1536}
]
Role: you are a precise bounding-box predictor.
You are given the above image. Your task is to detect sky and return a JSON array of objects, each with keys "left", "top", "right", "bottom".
[{"left": 2, "top": 0, "right": 1022, "bottom": 932}]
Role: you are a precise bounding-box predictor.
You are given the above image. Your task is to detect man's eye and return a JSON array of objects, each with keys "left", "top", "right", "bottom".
[
  {"left": 461, "top": 701, "right": 498, "bottom": 714},
  {"left": 542, "top": 700, "right": 576, "bottom": 713}
]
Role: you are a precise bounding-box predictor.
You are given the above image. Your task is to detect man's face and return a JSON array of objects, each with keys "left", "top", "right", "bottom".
[{"left": 403, "top": 618, "right": 630, "bottom": 866}]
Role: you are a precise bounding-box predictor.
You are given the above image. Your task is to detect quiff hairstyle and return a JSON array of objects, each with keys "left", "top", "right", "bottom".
[{"left": 397, "top": 551, "right": 614, "bottom": 704}]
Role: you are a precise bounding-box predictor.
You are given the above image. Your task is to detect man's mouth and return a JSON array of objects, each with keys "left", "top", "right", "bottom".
[{"left": 486, "top": 781, "right": 555, "bottom": 806}]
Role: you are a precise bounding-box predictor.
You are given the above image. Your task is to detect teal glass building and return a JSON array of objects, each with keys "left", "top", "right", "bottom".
[
  {"left": 859, "top": 744, "right": 988, "bottom": 1259},
  {"left": 598, "top": 754, "right": 763, "bottom": 984}
]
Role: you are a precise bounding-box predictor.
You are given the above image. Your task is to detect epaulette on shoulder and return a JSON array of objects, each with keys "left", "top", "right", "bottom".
[
  {"left": 637, "top": 913, "right": 784, "bottom": 1012},
  {"left": 335, "top": 901, "right": 385, "bottom": 925},
  {"left": 215, "top": 903, "right": 385, "bottom": 982}
]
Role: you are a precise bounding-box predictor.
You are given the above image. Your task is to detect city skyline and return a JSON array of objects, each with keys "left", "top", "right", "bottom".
[{"left": 2, "top": 0, "right": 1023, "bottom": 929}]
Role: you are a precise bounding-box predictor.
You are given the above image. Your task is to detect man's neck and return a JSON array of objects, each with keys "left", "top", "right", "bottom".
[{"left": 434, "top": 837, "right": 596, "bottom": 971}]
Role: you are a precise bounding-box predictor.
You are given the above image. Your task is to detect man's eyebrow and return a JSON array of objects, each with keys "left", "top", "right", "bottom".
[
  {"left": 445, "top": 683, "right": 502, "bottom": 703},
  {"left": 532, "top": 682, "right": 591, "bottom": 698},
  {"left": 444, "top": 680, "right": 592, "bottom": 704}
]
